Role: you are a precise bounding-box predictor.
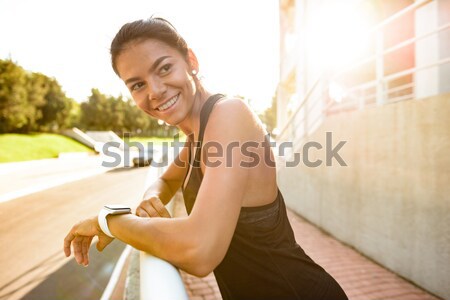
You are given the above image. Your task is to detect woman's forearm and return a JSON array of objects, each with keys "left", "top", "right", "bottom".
[
  {"left": 142, "top": 177, "right": 179, "bottom": 205},
  {"left": 106, "top": 213, "right": 205, "bottom": 274}
]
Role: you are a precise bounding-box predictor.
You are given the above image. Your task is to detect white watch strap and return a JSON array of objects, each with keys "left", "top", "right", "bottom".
[{"left": 98, "top": 208, "right": 115, "bottom": 238}]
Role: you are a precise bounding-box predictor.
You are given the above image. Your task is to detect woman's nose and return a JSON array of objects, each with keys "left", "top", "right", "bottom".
[{"left": 147, "top": 76, "right": 167, "bottom": 101}]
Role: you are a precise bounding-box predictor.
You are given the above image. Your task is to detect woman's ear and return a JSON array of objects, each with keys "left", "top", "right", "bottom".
[{"left": 187, "top": 48, "right": 199, "bottom": 75}]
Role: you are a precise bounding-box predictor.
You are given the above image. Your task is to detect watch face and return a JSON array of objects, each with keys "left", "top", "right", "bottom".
[{"left": 105, "top": 204, "right": 131, "bottom": 210}]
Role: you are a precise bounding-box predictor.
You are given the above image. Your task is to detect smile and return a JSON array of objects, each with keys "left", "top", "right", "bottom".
[{"left": 157, "top": 94, "right": 179, "bottom": 111}]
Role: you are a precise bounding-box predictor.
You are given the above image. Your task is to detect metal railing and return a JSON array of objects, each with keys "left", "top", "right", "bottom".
[
  {"left": 139, "top": 250, "right": 188, "bottom": 300},
  {"left": 138, "top": 147, "right": 188, "bottom": 300},
  {"left": 277, "top": 0, "right": 450, "bottom": 147},
  {"left": 277, "top": 76, "right": 325, "bottom": 147},
  {"left": 110, "top": 146, "right": 188, "bottom": 300}
]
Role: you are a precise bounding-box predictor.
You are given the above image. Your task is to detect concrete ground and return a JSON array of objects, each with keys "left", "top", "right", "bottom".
[
  {"left": 0, "top": 154, "right": 114, "bottom": 203},
  {"left": 0, "top": 163, "right": 149, "bottom": 300}
]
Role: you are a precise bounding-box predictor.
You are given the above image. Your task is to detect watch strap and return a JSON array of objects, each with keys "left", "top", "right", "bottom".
[{"left": 98, "top": 208, "right": 115, "bottom": 238}]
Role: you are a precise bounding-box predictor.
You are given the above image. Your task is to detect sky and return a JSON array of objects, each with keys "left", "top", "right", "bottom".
[{"left": 0, "top": 0, "right": 279, "bottom": 112}]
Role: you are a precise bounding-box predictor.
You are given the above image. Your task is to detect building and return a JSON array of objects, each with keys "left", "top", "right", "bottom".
[{"left": 276, "top": 0, "right": 450, "bottom": 298}]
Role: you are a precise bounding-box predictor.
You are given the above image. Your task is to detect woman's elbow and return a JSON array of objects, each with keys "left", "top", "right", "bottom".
[
  {"left": 185, "top": 258, "right": 217, "bottom": 278},
  {"left": 186, "top": 263, "right": 214, "bottom": 278},
  {"left": 183, "top": 244, "right": 223, "bottom": 277}
]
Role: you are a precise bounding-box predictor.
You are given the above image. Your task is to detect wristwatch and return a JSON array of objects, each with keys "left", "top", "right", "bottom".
[{"left": 98, "top": 205, "right": 132, "bottom": 238}]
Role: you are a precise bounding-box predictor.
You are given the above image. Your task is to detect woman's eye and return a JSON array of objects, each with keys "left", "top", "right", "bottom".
[
  {"left": 160, "top": 64, "right": 172, "bottom": 75},
  {"left": 131, "top": 82, "right": 145, "bottom": 91}
]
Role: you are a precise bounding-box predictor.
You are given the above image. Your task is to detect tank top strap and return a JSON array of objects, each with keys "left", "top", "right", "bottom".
[{"left": 193, "top": 93, "right": 225, "bottom": 167}]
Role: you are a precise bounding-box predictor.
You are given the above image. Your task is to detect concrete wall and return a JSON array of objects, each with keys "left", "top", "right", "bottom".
[
  {"left": 277, "top": 93, "right": 450, "bottom": 299},
  {"left": 62, "top": 127, "right": 96, "bottom": 149}
]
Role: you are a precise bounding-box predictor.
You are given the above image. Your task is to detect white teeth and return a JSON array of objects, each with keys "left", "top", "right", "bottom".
[{"left": 157, "top": 94, "right": 179, "bottom": 111}]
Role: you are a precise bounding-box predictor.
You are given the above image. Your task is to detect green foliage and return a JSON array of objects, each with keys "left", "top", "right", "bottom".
[
  {"left": 79, "top": 89, "right": 177, "bottom": 138},
  {"left": 0, "top": 133, "right": 93, "bottom": 162},
  {"left": 37, "top": 77, "right": 75, "bottom": 131},
  {"left": 0, "top": 59, "right": 78, "bottom": 133},
  {"left": 0, "top": 59, "right": 29, "bottom": 132},
  {"left": 80, "top": 88, "right": 111, "bottom": 131},
  {"left": 258, "top": 94, "right": 277, "bottom": 134},
  {"left": 0, "top": 59, "right": 179, "bottom": 137}
]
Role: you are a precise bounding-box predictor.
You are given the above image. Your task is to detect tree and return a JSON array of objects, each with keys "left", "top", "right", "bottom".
[
  {"left": 0, "top": 59, "right": 29, "bottom": 132},
  {"left": 78, "top": 88, "right": 177, "bottom": 137},
  {"left": 80, "top": 88, "right": 112, "bottom": 130},
  {"left": 0, "top": 59, "right": 76, "bottom": 133},
  {"left": 24, "top": 72, "right": 48, "bottom": 131},
  {"left": 37, "top": 76, "right": 75, "bottom": 131},
  {"left": 258, "top": 94, "right": 277, "bottom": 134}
]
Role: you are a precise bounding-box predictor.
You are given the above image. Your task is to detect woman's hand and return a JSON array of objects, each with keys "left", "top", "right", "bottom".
[
  {"left": 136, "top": 196, "right": 171, "bottom": 218},
  {"left": 63, "top": 216, "right": 114, "bottom": 266}
]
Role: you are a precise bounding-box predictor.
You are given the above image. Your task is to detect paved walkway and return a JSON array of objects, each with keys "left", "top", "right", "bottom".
[
  {"left": 0, "top": 155, "right": 114, "bottom": 203},
  {"left": 175, "top": 205, "right": 441, "bottom": 300}
]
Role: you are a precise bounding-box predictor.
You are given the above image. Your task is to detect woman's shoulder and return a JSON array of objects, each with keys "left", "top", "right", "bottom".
[
  {"left": 205, "top": 95, "right": 266, "bottom": 141},
  {"left": 214, "top": 96, "right": 261, "bottom": 125},
  {"left": 216, "top": 95, "right": 249, "bottom": 108}
]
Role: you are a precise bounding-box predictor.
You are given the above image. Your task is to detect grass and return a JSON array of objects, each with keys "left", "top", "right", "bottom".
[{"left": 0, "top": 133, "right": 94, "bottom": 163}]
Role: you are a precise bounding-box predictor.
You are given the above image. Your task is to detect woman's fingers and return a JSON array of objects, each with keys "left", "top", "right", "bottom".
[
  {"left": 138, "top": 201, "right": 160, "bottom": 218},
  {"left": 149, "top": 197, "right": 171, "bottom": 218},
  {"left": 137, "top": 197, "right": 171, "bottom": 218},
  {"left": 82, "top": 236, "right": 93, "bottom": 266},
  {"left": 64, "top": 232, "right": 75, "bottom": 257},
  {"left": 136, "top": 207, "right": 151, "bottom": 218},
  {"left": 73, "top": 236, "right": 84, "bottom": 264},
  {"left": 63, "top": 217, "right": 99, "bottom": 266}
]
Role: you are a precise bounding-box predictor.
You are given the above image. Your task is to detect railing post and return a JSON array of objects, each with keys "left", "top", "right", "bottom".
[
  {"left": 375, "top": 30, "right": 385, "bottom": 105},
  {"left": 359, "top": 88, "right": 365, "bottom": 110}
]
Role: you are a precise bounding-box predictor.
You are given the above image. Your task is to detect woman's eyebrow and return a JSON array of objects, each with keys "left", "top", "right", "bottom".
[{"left": 125, "top": 55, "right": 171, "bottom": 85}]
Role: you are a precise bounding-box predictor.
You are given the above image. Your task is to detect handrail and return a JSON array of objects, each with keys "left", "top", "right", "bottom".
[
  {"left": 335, "top": 21, "right": 450, "bottom": 78},
  {"left": 330, "top": 1, "right": 449, "bottom": 108},
  {"left": 383, "top": 22, "right": 450, "bottom": 57},
  {"left": 343, "top": 57, "right": 450, "bottom": 96},
  {"left": 369, "top": 0, "right": 432, "bottom": 34},
  {"left": 138, "top": 147, "right": 188, "bottom": 300},
  {"left": 140, "top": 252, "right": 189, "bottom": 300},
  {"left": 277, "top": 77, "right": 322, "bottom": 140},
  {"left": 384, "top": 57, "right": 450, "bottom": 82},
  {"left": 276, "top": 0, "right": 446, "bottom": 146}
]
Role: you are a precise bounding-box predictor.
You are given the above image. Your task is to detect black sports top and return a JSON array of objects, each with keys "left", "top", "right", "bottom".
[{"left": 181, "top": 94, "right": 348, "bottom": 300}]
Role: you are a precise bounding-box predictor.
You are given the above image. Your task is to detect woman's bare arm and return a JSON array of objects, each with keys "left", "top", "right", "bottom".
[
  {"left": 111, "top": 99, "right": 254, "bottom": 274},
  {"left": 65, "top": 99, "right": 259, "bottom": 276},
  {"left": 136, "top": 142, "right": 190, "bottom": 217}
]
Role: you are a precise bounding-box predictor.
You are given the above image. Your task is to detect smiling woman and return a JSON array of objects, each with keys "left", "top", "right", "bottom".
[{"left": 63, "top": 17, "right": 348, "bottom": 300}]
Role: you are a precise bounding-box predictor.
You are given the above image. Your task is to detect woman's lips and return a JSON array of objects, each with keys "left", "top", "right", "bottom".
[{"left": 156, "top": 93, "right": 180, "bottom": 111}]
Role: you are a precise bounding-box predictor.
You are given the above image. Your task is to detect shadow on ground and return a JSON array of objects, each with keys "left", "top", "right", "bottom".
[{"left": 19, "top": 240, "right": 126, "bottom": 300}]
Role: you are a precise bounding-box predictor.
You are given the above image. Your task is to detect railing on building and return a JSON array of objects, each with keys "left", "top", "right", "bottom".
[{"left": 277, "top": 0, "right": 450, "bottom": 147}]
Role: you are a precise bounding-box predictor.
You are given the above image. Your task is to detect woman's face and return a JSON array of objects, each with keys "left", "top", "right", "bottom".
[{"left": 115, "top": 38, "right": 198, "bottom": 126}]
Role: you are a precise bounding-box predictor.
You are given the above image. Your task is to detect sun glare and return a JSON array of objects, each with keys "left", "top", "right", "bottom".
[{"left": 307, "top": 1, "right": 375, "bottom": 72}]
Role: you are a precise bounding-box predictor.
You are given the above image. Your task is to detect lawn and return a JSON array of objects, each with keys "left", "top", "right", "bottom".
[{"left": 0, "top": 133, "right": 93, "bottom": 163}]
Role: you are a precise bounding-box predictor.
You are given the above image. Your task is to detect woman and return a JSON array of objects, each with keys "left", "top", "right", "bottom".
[{"left": 64, "top": 17, "right": 348, "bottom": 300}]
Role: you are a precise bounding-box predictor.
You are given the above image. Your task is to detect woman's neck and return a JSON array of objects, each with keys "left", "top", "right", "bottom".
[{"left": 178, "top": 88, "right": 212, "bottom": 142}]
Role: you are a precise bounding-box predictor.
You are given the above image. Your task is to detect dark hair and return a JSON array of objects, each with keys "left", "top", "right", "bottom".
[{"left": 110, "top": 17, "right": 189, "bottom": 76}]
